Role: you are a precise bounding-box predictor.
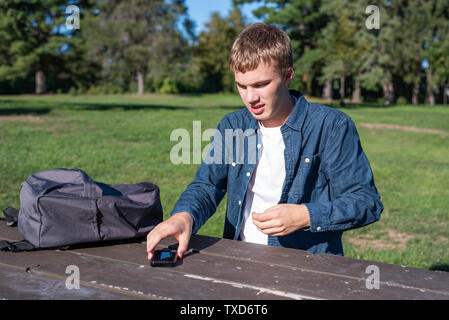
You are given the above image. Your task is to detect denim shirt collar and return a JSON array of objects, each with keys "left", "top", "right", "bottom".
[
  {"left": 283, "top": 90, "right": 307, "bottom": 132},
  {"left": 244, "top": 90, "right": 307, "bottom": 133}
]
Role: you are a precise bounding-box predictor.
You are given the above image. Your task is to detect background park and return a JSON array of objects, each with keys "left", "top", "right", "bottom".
[{"left": 0, "top": 0, "right": 448, "bottom": 272}]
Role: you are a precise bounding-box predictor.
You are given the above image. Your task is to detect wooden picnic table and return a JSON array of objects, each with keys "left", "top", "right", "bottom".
[{"left": 0, "top": 222, "right": 448, "bottom": 300}]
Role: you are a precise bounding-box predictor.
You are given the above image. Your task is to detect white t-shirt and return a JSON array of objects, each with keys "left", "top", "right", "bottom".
[{"left": 239, "top": 123, "right": 286, "bottom": 245}]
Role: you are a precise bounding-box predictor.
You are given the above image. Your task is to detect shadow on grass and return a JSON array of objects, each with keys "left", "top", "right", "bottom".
[
  {"left": 69, "top": 100, "right": 403, "bottom": 112},
  {"left": 326, "top": 102, "right": 396, "bottom": 109},
  {"left": 0, "top": 97, "right": 242, "bottom": 112},
  {"left": 68, "top": 102, "right": 189, "bottom": 111},
  {"left": 0, "top": 107, "right": 51, "bottom": 116},
  {"left": 325, "top": 101, "right": 447, "bottom": 109},
  {"left": 65, "top": 102, "right": 241, "bottom": 112}
]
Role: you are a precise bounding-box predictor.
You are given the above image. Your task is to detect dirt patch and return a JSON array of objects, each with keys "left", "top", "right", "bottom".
[
  {"left": 127, "top": 93, "right": 181, "bottom": 99},
  {"left": 0, "top": 115, "right": 43, "bottom": 123},
  {"left": 346, "top": 229, "right": 415, "bottom": 251},
  {"left": 358, "top": 122, "right": 449, "bottom": 135}
]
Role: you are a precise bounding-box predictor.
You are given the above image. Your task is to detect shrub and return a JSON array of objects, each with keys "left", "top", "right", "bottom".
[
  {"left": 396, "top": 96, "right": 408, "bottom": 105},
  {"left": 159, "top": 77, "right": 179, "bottom": 94},
  {"left": 68, "top": 87, "right": 77, "bottom": 96}
]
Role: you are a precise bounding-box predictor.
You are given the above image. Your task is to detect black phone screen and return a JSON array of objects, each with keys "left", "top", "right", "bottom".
[{"left": 150, "top": 249, "right": 178, "bottom": 267}]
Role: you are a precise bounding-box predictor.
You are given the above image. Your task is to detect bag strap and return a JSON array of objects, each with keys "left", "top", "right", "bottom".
[
  {"left": 0, "top": 207, "right": 36, "bottom": 252},
  {"left": 0, "top": 239, "right": 35, "bottom": 252},
  {"left": 2, "top": 207, "right": 19, "bottom": 227}
]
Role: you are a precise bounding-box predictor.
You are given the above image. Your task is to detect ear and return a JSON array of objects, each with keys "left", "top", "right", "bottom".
[{"left": 284, "top": 67, "right": 294, "bottom": 85}]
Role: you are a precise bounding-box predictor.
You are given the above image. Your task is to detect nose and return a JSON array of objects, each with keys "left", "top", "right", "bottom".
[{"left": 246, "top": 87, "right": 259, "bottom": 105}]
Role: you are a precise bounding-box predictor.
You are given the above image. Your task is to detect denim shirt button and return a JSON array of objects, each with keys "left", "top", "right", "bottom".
[
  {"left": 232, "top": 162, "right": 236, "bottom": 167},
  {"left": 246, "top": 172, "right": 251, "bottom": 177},
  {"left": 316, "top": 226, "right": 322, "bottom": 231},
  {"left": 305, "top": 158, "right": 311, "bottom": 164},
  {"left": 238, "top": 200, "right": 242, "bottom": 206}
]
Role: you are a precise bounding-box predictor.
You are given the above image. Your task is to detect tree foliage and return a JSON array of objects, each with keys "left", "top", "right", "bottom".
[
  {"left": 235, "top": 0, "right": 449, "bottom": 105},
  {"left": 0, "top": 0, "right": 69, "bottom": 93},
  {"left": 0, "top": 0, "right": 448, "bottom": 104},
  {"left": 195, "top": 6, "right": 246, "bottom": 92},
  {"left": 83, "top": 0, "right": 190, "bottom": 95}
]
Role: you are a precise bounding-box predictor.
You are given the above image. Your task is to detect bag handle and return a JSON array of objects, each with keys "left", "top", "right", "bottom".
[{"left": 32, "top": 169, "right": 103, "bottom": 198}]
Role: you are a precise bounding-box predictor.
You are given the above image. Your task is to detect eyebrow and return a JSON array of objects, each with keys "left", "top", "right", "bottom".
[{"left": 235, "top": 79, "right": 271, "bottom": 87}]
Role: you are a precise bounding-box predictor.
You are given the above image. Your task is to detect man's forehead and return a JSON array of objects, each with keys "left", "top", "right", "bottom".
[
  {"left": 234, "top": 62, "right": 280, "bottom": 85},
  {"left": 233, "top": 59, "right": 276, "bottom": 75}
]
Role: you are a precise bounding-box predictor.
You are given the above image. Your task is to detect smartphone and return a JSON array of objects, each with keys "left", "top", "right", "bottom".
[{"left": 150, "top": 249, "right": 178, "bottom": 267}]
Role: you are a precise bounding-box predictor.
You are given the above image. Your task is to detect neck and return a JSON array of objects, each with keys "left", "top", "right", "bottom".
[{"left": 259, "top": 93, "right": 295, "bottom": 128}]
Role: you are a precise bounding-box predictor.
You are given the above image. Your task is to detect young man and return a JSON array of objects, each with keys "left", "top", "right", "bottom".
[{"left": 146, "top": 23, "right": 383, "bottom": 260}]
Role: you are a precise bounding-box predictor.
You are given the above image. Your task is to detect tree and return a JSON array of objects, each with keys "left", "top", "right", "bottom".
[
  {"left": 234, "top": 0, "right": 330, "bottom": 97},
  {"left": 393, "top": 1, "right": 425, "bottom": 105},
  {"left": 0, "top": 0, "right": 73, "bottom": 94},
  {"left": 422, "top": 0, "right": 449, "bottom": 105},
  {"left": 63, "top": 31, "right": 103, "bottom": 93},
  {"left": 83, "top": 0, "right": 190, "bottom": 95},
  {"left": 356, "top": 0, "right": 402, "bottom": 105},
  {"left": 430, "top": 22, "right": 449, "bottom": 104},
  {"left": 318, "top": 0, "right": 373, "bottom": 105},
  {"left": 195, "top": 6, "right": 246, "bottom": 92}
]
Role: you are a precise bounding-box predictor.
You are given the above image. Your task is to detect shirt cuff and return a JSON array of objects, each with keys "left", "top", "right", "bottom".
[{"left": 303, "top": 202, "right": 329, "bottom": 233}]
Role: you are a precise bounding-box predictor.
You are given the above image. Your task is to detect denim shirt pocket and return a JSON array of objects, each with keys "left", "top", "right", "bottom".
[{"left": 288, "top": 154, "right": 323, "bottom": 202}]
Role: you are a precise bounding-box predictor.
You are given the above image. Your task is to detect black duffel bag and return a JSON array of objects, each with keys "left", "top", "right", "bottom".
[{"left": 0, "top": 168, "right": 163, "bottom": 251}]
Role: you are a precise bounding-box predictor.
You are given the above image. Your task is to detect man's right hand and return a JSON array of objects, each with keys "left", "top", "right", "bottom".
[{"left": 146, "top": 211, "right": 193, "bottom": 261}]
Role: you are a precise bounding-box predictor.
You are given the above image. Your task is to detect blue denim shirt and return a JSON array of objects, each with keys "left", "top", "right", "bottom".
[{"left": 170, "top": 90, "right": 383, "bottom": 255}]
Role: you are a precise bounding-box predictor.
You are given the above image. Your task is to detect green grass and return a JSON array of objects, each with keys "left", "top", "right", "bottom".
[{"left": 1, "top": 94, "right": 448, "bottom": 271}]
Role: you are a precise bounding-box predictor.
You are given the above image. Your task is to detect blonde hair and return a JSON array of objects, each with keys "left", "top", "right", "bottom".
[{"left": 229, "top": 23, "right": 292, "bottom": 76}]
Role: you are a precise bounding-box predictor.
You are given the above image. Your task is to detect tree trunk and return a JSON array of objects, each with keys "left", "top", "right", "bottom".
[
  {"left": 339, "top": 75, "right": 345, "bottom": 107},
  {"left": 382, "top": 80, "right": 394, "bottom": 105},
  {"left": 35, "top": 70, "right": 46, "bottom": 94},
  {"left": 444, "top": 84, "right": 448, "bottom": 105},
  {"left": 425, "top": 69, "right": 435, "bottom": 105},
  {"left": 137, "top": 68, "right": 145, "bottom": 96},
  {"left": 352, "top": 77, "right": 361, "bottom": 104},
  {"left": 322, "top": 80, "right": 332, "bottom": 101},
  {"left": 412, "top": 82, "right": 419, "bottom": 105},
  {"left": 427, "top": 92, "right": 435, "bottom": 105}
]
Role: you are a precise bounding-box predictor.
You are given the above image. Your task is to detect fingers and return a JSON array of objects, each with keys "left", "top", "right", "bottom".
[
  {"left": 146, "top": 212, "right": 193, "bottom": 261},
  {"left": 146, "top": 222, "right": 178, "bottom": 260},
  {"left": 251, "top": 211, "right": 271, "bottom": 222},
  {"left": 252, "top": 205, "right": 279, "bottom": 222},
  {"left": 252, "top": 204, "right": 306, "bottom": 236},
  {"left": 252, "top": 209, "right": 279, "bottom": 226},
  {"left": 252, "top": 209, "right": 285, "bottom": 236},
  {"left": 260, "top": 227, "right": 285, "bottom": 236},
  {"left": 253, "top": 217, "right": 283, "bottom": 235},
  {"left": 176, "top": 230, "right": 191, "bottom": 259},
  {"left": 146, "top": 228, "right": 165, "bottom": 260}
]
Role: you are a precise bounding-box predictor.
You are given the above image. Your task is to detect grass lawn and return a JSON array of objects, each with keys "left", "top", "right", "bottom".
[{"left": 0, "top": 93, "right": 448, "bottom": 271}]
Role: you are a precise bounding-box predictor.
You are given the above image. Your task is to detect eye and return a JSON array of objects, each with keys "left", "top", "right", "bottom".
[
  {"left": 254, "top": 81, "right": 270, "bottom": 88},
  {"left": 236, "top": 83, "right": 246, "bottom": 90}
]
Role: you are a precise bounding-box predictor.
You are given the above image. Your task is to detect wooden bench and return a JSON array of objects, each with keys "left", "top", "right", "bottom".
[{"left": 0, "top": 222, "right": 448, "bottom": 300}]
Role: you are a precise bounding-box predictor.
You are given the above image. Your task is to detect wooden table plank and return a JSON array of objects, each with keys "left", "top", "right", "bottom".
[
  {"left": 1, "top": 223, "right": 448, "bottom": 300},
  {"left": 0, "top": 264, "right": 134, "bottom": 300},
  {"left": 0, "top": 243, "right": 287, "bottom": 300},
  {"left": 71, "top": 238, "right": 449, "bottom": 300},
  {"left": 168, "top": 234, "right": 449, "bottom": 294}
]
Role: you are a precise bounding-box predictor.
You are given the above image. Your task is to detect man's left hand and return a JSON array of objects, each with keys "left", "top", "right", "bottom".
[{"left": 252, "top": 204, "right": 311, "bottom": 237}]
